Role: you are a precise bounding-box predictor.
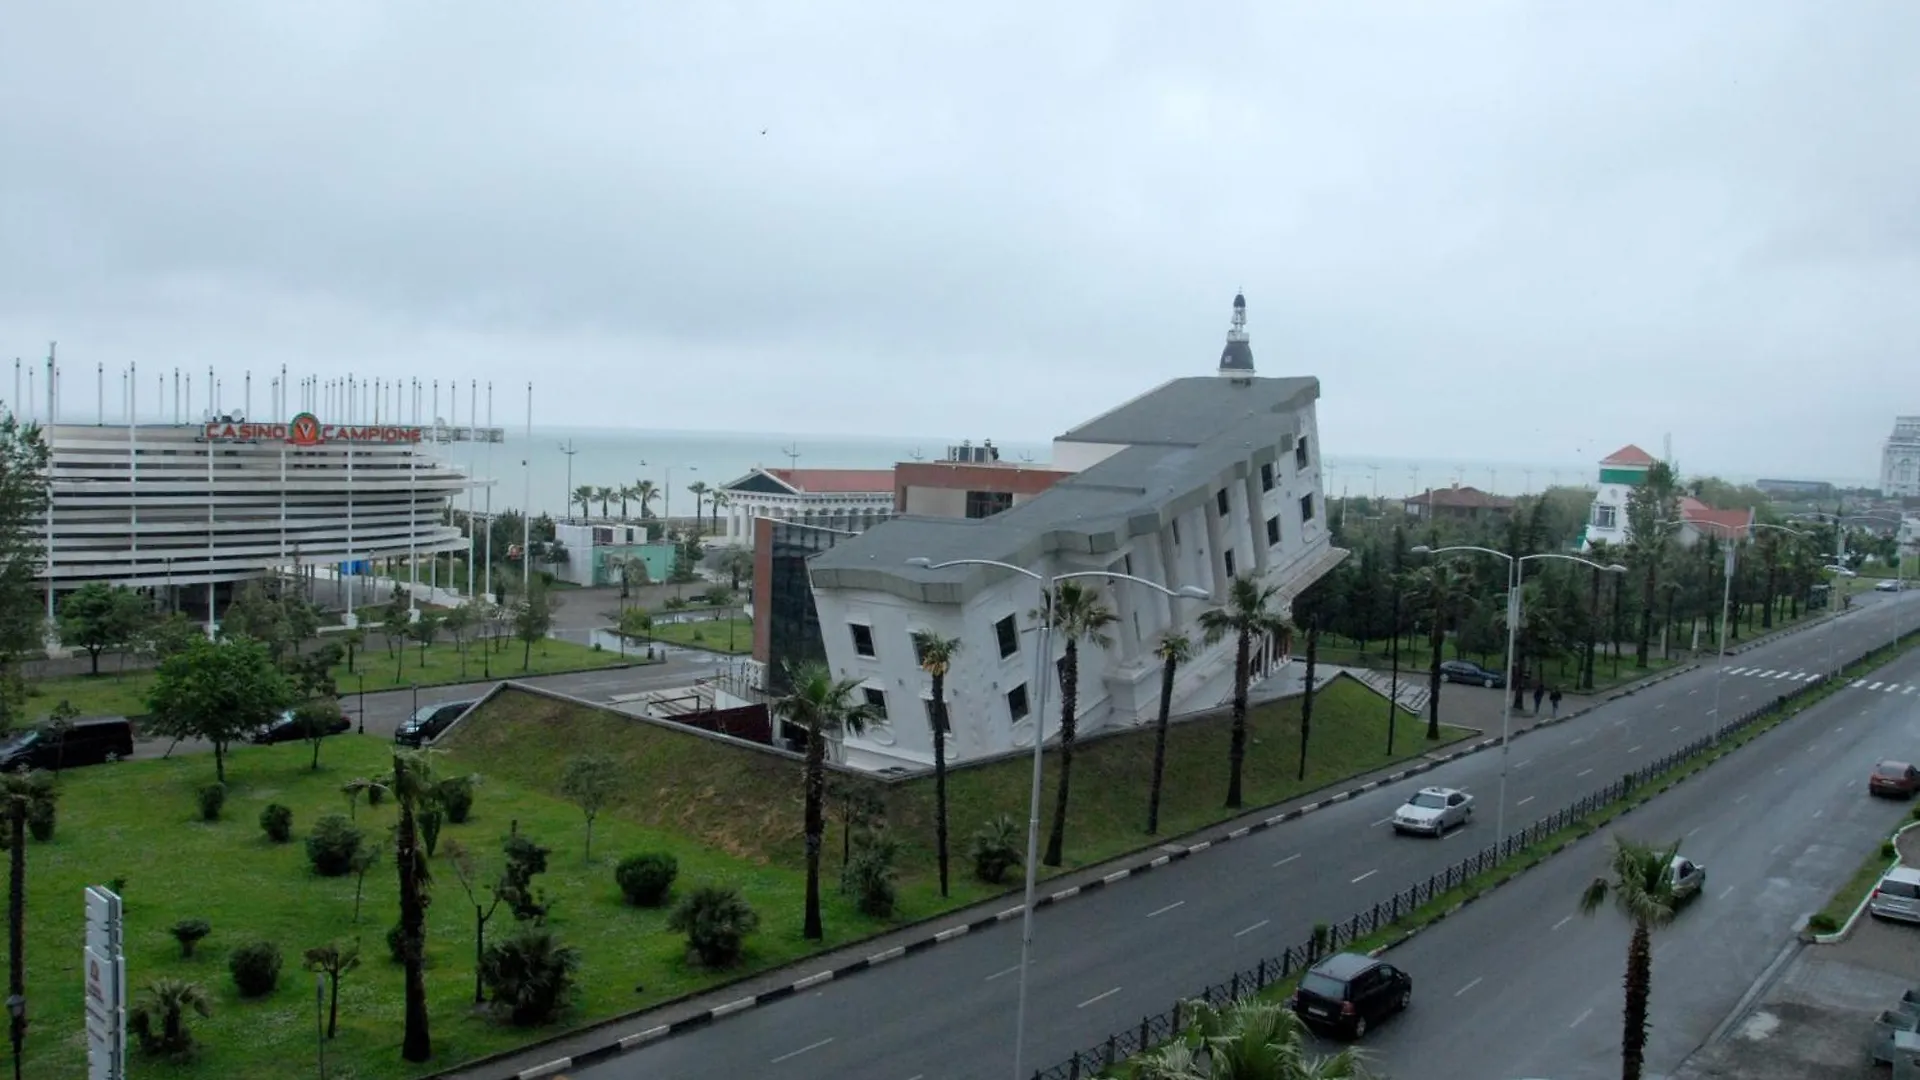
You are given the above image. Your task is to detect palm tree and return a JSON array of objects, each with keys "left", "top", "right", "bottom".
[
  {"left": 1198, "top": 575, "right": 1292, "bottom": 809},
  {"left": 687, "top": 480, "right": 712, "bottom": 535},
  {"left": 1146, "top": 632, "right": 1192, "bottom": 834},
  {"left": 593, "top": 485, "right": 616, "bottom": 519},
  {"left": 1035, "top": 580, "right": 1116, "bottom": 867},
  {"left": 708, "top": 489, "right": 731, "bottom": 536},
  {"left": 772, "top": 662, "right": 880, "bottom": 940},
  {"left": 128, "top": 977, "right": 213, "bottom": 1058},
  {"left": 4, "top": 770, "right": 55, "bottom": 1065},
  {"left": 634, "top": 479, "right": 660, "bottom": 519},
  {"left": 1134, "top": 994, "right": 1371, "bottom": 1079},
  {"left": 1414, "top": 563, "right": 1471, "bottom": 740},
  {"left": 1579, "top": 836, "right": 1684, "bottom": 1080},
  {"left": 616, "top": 483, "right": 637, "bottom": 519},
  {"left": 570, "top": 485, "right": 594, "bottom": 522},
  {"left": 388, "top": 749, "right": 438, "bottom": 1062},
  {"left": 912, "top": 631, "right": 962, "bottom": 897}
]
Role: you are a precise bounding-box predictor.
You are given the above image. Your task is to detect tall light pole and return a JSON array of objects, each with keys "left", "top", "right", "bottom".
[
  {"left": 1412, "top": 544, "right": 1626, "bottom": 850},
  {"left": 559, "top": 440, "right": 578, "bottom": 522},
  {"left": 905, "top": 556, "right": 1207, "bottom": 1080},
  {"left": 1686, "top": 519, "right": 1808, "bottom": 744}
]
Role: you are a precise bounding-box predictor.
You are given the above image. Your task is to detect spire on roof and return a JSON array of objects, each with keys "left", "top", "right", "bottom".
[{"left": 1219, "top": 292, "right": 1255, "bottom": 376}]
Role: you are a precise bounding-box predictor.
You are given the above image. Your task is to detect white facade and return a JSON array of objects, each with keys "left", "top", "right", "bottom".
[
  {"left": 43, "top": 420, "right": 472, "bottom": 597},
  {"left": 1883, "top": 417, "right": 1920, "bottom": 498},
  {"left": 718, "top": 469, "right": 896, "bottom": 543}
]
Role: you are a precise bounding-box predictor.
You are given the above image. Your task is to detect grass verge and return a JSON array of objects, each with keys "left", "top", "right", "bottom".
[
  {"left": 641, "top": 616, "right": 753, "bottom": 654},
  {"left": 1808, "top": 847, "right": 1895, "bottom": 935},
  {"left": 23, "top": 637, "right": 633, "bottom": 722}
]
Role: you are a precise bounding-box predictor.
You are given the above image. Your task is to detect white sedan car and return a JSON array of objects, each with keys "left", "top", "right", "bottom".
[{"left": 1392, "top": 786, "right": 1474, "bottom": 836}]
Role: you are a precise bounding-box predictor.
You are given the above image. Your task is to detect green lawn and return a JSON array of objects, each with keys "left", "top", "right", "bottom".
[
  {"left": 641, "top": 616, "right": 753, "bottom": 654},
  {"left": 9, "top": 674, "right": 1468, "bottom": 1080},
  {"left": 22, "top": 637, "right": 631, "bottom": 723}
]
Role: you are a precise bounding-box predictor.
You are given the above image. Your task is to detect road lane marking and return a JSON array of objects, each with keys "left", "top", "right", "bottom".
[
  {"left": 1352, "top": 869, "right": 1380, "bottom": 884},
  {"left": 1655, "top": 703, "right": 1666, "bottom": 710},
  {"left": 1686, "top": 826, "right": 1702, "bottom": 837},
  {"left": 1672, "top": 725, "right": 1682, "bottom": 732},
  {"left": 1571, "top": 1008, "right": 1593, "bottom": 1028},
  {"left": 1553, "top": 915, "right": 1573, "bottom": 930},
  {"left": 1371, "top": 817, "right": 1394, "bottom": 827},
  {"left": 1720, "top": 885, "right": 1736, "bottom": 899},
  {"left": 1628, "top": 745, "right": 1643, "bottom": 754},
  {"left": 986, "top": 963, "right": 1023, "bottom": 981},
  {"left": 1872, "top": 682, "right": 1885, "bottom": 690},
  {"left": 1146, "top": 901, "right": 1185, "bottom": 918},
  {"left": 1577, "top": 768, "right": 1594, "bottom": 777},
  {"left": 1274, "top": 854, "right": 1301, "bottom": 868},
  {"left": 1455, "top": 977, "right": 1483, "bottom": 997},
  {"left": 1516, "top": 759, "right": 1534, "bottom": 769},
  {"left": 1815, "top": 809, "right": 1824, "bottom": 818},
  {"left": 1735, "top": 794, "right": 1749, "bottom": 803},
  {"left": 1078, "top": 987, "right": 1122, "bottom": 1009},
  {"left": 1517, "top": 795, "right": 1535, "bottom": 806},
  {"left": 1776, "top": 767, "right": 1786, "bottom": 775},
  {"left": 1234, "top": 919, "right": 1270, "bottom": 938},
  {"left": 1772, "top": 844, "right": 1784, "bottom": 855},
  {"left": 771, "top": 1038, "right": 834, "bottom": 1064}
]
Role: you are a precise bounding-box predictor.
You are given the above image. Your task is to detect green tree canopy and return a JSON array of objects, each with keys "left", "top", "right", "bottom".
[
  {"left": 58, "top": 583, "right": 151, "bottom": 675},
  {"left": 145, "top": 637, "right": 294, "bottom": 783}
]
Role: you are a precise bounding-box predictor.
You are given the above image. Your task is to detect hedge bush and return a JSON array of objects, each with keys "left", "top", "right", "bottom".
[
  {"left": 228, "top": 941, "right": 282, "bottom": 997},
  {"left": 615, "top": 853, "right": 678, "bottom": 907},
  {"left": 305, "top": 814, "right": 364, "bottom": 877},
  {"left": 259, "top": 804, "right": 293, "bottom": 844}
]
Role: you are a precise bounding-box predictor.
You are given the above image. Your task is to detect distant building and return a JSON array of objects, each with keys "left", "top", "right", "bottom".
[
  {"left": 717, "top": 468, "right": 896, "bottom": 544},
  {"left": 894, "top": 442, "right": 1073, "bottom": 518},
  {"left": 1672, "top": 497, "right": 1752, "bottom": 547},
  {"left": 1581, "top": 444, "right": 1657, "bottom": 549},
  {"left": 1402, "top": 484, "right": 1515, "bottom": 522},
  {"left": 801, "top": 293, "right": 1344, "bottom": 773},
  {"left": 1755, "top": 478, "right": 1835, "bottom": 500},
  {"left": 748, "top": 518, "right": 858, "bottom": 697},
  {"left": 548, "top": 521, "right": 671, "bottom": 587},
  {"left": 1882, "top": 418, "right": 1920, "bottom": 498}
]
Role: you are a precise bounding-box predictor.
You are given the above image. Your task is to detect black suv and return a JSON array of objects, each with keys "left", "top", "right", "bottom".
[
  {"left": 0, "top": 717, "right": 135, "bottom": 771},
  {"left": 395, "top": 700, "right": 476, "bottom": 747},
  {"left": 1440, "top": 659, "right": 1505, "bottom": 689},
  {"left": 1289, "top": 952, "right": 1412, "bottom": 1039}
]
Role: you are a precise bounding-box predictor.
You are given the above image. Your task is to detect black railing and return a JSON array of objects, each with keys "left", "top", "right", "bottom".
[{"left": 1029, "top": 663, "right": 1849, "bottom": 1080}]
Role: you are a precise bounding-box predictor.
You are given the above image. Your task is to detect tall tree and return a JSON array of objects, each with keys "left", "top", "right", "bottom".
[
  {"left": 633, "top": 479, "right": 660, "bottom": 519},
  {"left": 616, "top": 483, "right": 637, "bottom": 519},
  {"left": 144, "top": 636, "right": 293, "bottom": 783},
  {"left": 1292, "top": 580, "right": 1329, "bottom": 782},
  {"left": 57, "top": 583, "right": 151, "bottom": 676},
  {"left": 911, "top": 631, "right": 961, "bottom": 898},
  {"left": 1580, "top": 837, "right": 1685, "bottom": 1080},
  {"left": 1036, "top": 581, "right": 1116, "bottom": 867},
  {"left": 687, "top": 480, "right": 712, "bottom": 535},
  {"left": 4, "top": 770, "right": 55, "bottom": 1071},
  {"left": 593, "top": 485, "right": 615, "bottom": 519},
  {"left": 1198, "top": 575, "right": 1291, "bottom": 809},
  {"left": 1414, "top": 563, "right": 1471, "bottom": 740},
  {"left": 1145, "top": 632, "right": 1192, "bottom": 835},
  {"left": 389, "top": 749, "right": 437, "bottom": 1062},
  {"left": 772, "top": 662, "right": 878, "bottom": 940},
  {"left": 558, "top": 753, "right": 620, "bottom": 862},
  {"left": 0, "top": 416, "right": 48, "bottom": 735},
  {"left": 513, "top": 579, "right": 554, "bottom": 671},
  {"left": 1623, "top": 462, "right": 1680, "bottom": 668},
  {"left": 570, "top": 485, "right": 594, "bottom": 521}
]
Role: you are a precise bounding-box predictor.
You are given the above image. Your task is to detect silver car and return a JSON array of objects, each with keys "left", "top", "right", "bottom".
[
  {"left": 1668, "top": 855, "right": 1707, "bottom": 903},
  {"left": 1870, "top": 866, "right": 1920, "bottom": 923},
  {"left": 1392, "top": 787, "right": 1473, "bottom": 836}
]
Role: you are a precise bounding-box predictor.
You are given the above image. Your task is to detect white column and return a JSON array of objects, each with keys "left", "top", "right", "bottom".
[
  {"left": 1203, "top": 498, "right": 1227, "bottom": 600},
  {"left": 1244, "top": 468, "right": 1269, "bottom": 575}
]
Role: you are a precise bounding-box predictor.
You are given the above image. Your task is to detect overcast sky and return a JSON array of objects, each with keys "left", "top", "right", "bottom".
[{"left": 3, "top": 2, "right": 1916, "bottom": 482}]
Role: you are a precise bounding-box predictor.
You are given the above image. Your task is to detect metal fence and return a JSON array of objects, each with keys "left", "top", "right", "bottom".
[{"left": 1028, "top": 658, "right": 1856, "bottom": 1080}]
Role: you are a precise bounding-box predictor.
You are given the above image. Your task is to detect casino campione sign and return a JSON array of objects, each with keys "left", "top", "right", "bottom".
[{"left": 202, "top": 412, "right": 425, "bottom": 446}]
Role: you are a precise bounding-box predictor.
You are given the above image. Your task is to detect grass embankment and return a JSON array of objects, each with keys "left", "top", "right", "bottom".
[
  {"left": 22, "top": 637, "right": 631, "bottom": 722},
  {"left": 1313, "top": 640, "right": 1683, "bottom": 696},
  {"left": 10, "top": 674, "right": 1468, "bottom": 1080},
  {"left": 640, "top": 616, "right": 753, "bottom": 654}
]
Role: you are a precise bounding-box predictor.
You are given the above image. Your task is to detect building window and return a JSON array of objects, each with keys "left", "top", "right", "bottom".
[
  {"left": 965, "top": 490, "right": 1014, "bottom": 519},
  {"left": 1171, "top": 519, "right": 1182, "bottom": 546},
  {"left": 1006, "top": 683, "right": 1030, "bottom": 723},
  {"left": 862, "top": 687, "right": 888, "bottom": 720},
  {"left": 1592, "top": 503, "right": 1618, "bottom": 530},
  {"left": 1215, "top": 488, "right": 1231, "bottom": 516},
  {"left": 1260, "top": 462, "right": 1275, "bottom": 492},
  {"left": 1223, "top": 549, "right": 1237, "bottom": 578},
  {"left": 850, "top": 622, "right": 876, "bottom": 658},
  {"left": 995, "top": 614, "right": 1019, "bottom": 658},
  {"left": 1299, "top": 494, "right": 1315, "bottom": 523},
  {"left": 1123, "top": 553, "right": 1134, "bottom": 577},
  {"left": 1295, "top": 437, "right": 1311, "bottom": 470},
  {"left": 1267, "top": 515, "right": 1281, "bottom": 546}
]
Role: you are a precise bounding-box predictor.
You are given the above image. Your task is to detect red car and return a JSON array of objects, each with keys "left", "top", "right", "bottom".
[{"left": 1871, "top": 761, "right": 1920, "bottom": 798}]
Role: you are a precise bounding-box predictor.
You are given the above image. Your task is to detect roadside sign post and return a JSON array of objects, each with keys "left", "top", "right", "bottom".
[{"left": 83, "top": 885, "right": 126, "bottom": 1080}]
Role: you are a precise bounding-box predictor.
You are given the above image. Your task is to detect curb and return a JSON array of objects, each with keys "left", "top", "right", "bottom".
[
  {"left": 1809, "top": 819, "right": 1920, "bottom": 944},
  {"left": 463, "top": 662, "right": 1708, "bottom": 1079}
]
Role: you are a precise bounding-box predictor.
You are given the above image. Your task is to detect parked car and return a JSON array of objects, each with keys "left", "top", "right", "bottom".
[
  {"left": 1870, "top": 866, "right": 1920, "bottom": 924},
  {"left": 1289, "top": 952, "right": 1412, "bottom": 1039},
  {"left": 394, "top": 700, "right": 477, "bottom": 747},
  {"left": 251, "top": 707, "right": 352, "bottom": 745},
  {"left": 1439, "top": 659, "right": 1504, "bottom": 689},
  {"left": 1871, "top": 761, "right": 1920, "bottom": 799},
  {"left": 1392, "top": 786, "right": 1474, "bottom": 836},
  {"left": 1876, "top": 579, "right": 1904, "bottom": 593},
  {"left": 1668, "top": 855, "right": 1707, "bottom": 903},
  {"left": 0, "top": 716, "right": 134, "bottom": 771}
]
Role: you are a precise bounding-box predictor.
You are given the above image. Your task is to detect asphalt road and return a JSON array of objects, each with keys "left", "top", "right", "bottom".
[
  {"left": 576, "top": 592, "right": 1920, "bottom": 1080},
  {"left": 1356, "top": 620, "right": 1920, "bottom": 1080}
]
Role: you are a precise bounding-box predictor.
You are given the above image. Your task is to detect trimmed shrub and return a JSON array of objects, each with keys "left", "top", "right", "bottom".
[
  {"left": 668, "top": 886, "right": 759, "bottom": 968},
  {"left": 171, "top": 918, "right": 211, "bottom": 959},
  {"left": 26, "top": 800, "right": 55, "bottom": 843},
  {"left": 968, "top": 814, "right": 1021, "bottom": 885},
  {"left": 228, "top": 941, "right": 282, "bottom": 997},
  {"left": 1884, "top": 841, "right": 1899, "bottom": 859},
  {"left": 480, "top": 928, "right": 582, "bottom": 1026},
  {"left": 1807, "top": 912, "right": 1840, "bottom": 934},
  {"left": 615, "top": 853, "right": 678, "bottom": 908},
  {"left": 501, "top": 833, "right": 551, "bottom": 923},
  {"left": 437, "top": 776, "right": 476, "bottom": 824},
  {"left": 196, "top": 784, "right": 226, "bottom": 822},
  {"left": 843, "top": 830, "right": 898, "bottom": 918},
  {"left": 305, "top": 814, "right": 364, "bottom": 877},
  {"left": 259, "top": 804, "right": 294, "bottom": 844}
]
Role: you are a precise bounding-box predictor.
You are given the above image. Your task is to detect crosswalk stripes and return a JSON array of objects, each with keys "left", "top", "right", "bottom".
[{"left": 1719, "top": 665, "right": 1918, "bottom": 695}]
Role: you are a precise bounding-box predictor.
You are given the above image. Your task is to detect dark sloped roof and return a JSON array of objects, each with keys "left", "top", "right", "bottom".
[{"left": 1219, "top": 339, "right": 1255, "bottom": 372}]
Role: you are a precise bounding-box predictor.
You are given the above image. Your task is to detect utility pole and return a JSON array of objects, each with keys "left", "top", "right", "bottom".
[{"left": 559, "top": 440, "right": 579, "bottom": 522}]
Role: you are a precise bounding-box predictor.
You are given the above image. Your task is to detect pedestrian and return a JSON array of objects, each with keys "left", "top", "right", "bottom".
[
  {"left": 1532, "top": 681, "right": 1545, "bottom": 715},
  {"left": 1550, "top": 687, "right": 1563, "bottom": 717}
]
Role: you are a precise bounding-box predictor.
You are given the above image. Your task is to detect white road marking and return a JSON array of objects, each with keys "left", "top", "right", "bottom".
[
  {"left": 1735, "top": 794, "right": 1749, "bottom": 804},
  {"left": 1274, "top": 854, "right": 1301, "bottom": 868},
  {"left": 771, "top": 1038, "right": 835, "bottom": 1064},
  {"left": 1776, "top": 767, "right": 1786, "bottom": 775},
  {"left": 1516, "top": 759, "right": 1534, "bottom": 769},
  {"left": 1628, "top": 744, "right": 1643, "bottom": 754},
  {"left": 1553, "top": 915, "right": 1573, "bottom": 930},
  {"left": 1352, "top": 869, "right": 1380, "bottom": 884},
  {"left": 1689, "top": 688, "right": 1699, "bottom": 695},
  {"left": 1571, "top": 1007, "right": 1594, "bottom": 1028},
  {"left": 1720, "top": 885, "right": 1736, "bottom": 900},
  {"left": 1234, "top": 919, "right": 1270, "bottom": 938},
  {"left": 1517, "top": 795, "right": 1536, "bottom": 806},
  {"left": 986, "top": 963, "right": 1023, "bottom": 981},
  {"left": 1455, "top": 977, "right": 1483, "bottom": 997},
  {"left": 1757, "top": 670, "right": 1777, "bottom": 678},
  {"left": 1771, "top": 844, "right": 1784, "bottom": 855},
  {"left": 1146, "top": 901, "right": 1185, "bottom": 919},
  {"left": 1371, "top": 817, "right": 1394, "bottom": 827},
  {"left": 1872, "top": 682, "right": 1886, "bottom": 691},
  {"left": 1907, "top": 687, "right": 1916, "bottom": 695},
  {"left": 1655, "top": 703, "right": 1666, "bottom": 710},
  {"left": 1672, "top": 725, "right": 1683, "bottom": 732},
  {"left": 1814, "top": 809, "right": 1824, "bottom": 818},
  {"left": 1686, "top": 826, "right": 1703, "bottom": 837},
  {"left": 1078, "top": 987, "right": 1123, "bottom": 1009},
  {"left": 1577, "top": 768, "right": 1594, "bottom": 778}
]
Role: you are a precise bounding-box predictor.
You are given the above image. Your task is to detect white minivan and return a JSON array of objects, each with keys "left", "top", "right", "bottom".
[{"left": 1868, "top": 866, "right": 1920, "bottom": 923}]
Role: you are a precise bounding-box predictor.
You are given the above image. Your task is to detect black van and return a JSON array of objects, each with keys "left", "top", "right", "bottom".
[{"left": 0, "top": 717, "right": 135, "bottom": 772}]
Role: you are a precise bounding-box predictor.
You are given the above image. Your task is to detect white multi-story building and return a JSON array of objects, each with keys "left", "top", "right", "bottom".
[
  {"left": 1883, "top": 417, "right": 1920, "bottom": 498},
  {"left": 716, "top": 468, "right": 896, "bottom": 544},
  {"left": 1581, "top": 444, "right": 1656, "bottom": 550},
  {"left": 804, "top": 294, "right": 1345, "bottom": 772}
]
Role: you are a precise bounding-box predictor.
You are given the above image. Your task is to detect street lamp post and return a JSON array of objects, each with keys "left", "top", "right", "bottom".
[
  {"left": 1411, "top": 545, "right": 1626, "bottom": 851},
  {"left": 905, "top": 556, "right": 1206, "bottom": 1080},
  {"left": 356, "top": 673, "right": 366, "bottom": 735},
  {"left": 1682, "top": 519, "right": 1808, "bottom": 744}
]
